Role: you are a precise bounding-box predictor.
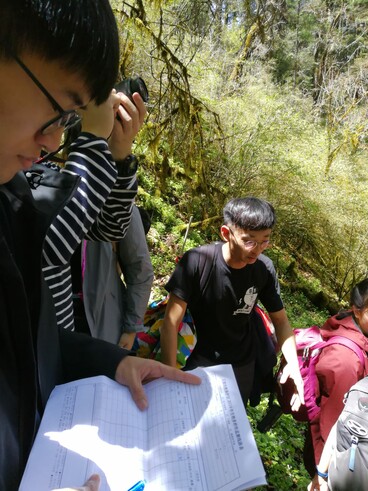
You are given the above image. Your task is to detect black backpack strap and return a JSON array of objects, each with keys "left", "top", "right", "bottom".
[{"left": 198, "top": 242, "right": 219, "bottom": 294}]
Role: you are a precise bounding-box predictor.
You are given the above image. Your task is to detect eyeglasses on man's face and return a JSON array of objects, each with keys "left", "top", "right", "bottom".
[
  {"left": 228, "top": 227, "right": 271, "bottom": 250},
  {"left": 13, "top": 54, "right": 82, "bottom": 135}
]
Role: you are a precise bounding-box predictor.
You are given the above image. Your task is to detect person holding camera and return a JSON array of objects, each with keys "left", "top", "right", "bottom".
[
  {"left": 55, "top": 81, "right": 153, "bottom": 347},
  {"left": 41, "top": 86, "right": 146, "bottom": 333},
  {"left": 0, "top": 2, "right": 200, "bottom": 491}
]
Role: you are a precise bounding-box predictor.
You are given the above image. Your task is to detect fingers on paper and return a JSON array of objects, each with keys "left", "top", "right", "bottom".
[
  {"left": 163, "top": 365, "right": 202, "bottom": 386},
  {"left": 52, "top": 473, "right": 100, "bottom": 491}
]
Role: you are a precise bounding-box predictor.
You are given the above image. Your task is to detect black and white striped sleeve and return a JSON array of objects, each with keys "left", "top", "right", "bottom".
[
  {"left": 41, "top": 134, "right": 118, "bottom": 331},
  {"left": 42, "top": 133, "right": 118, "bottom": 266},
  {"left": 86, "top": 155, "right": 138, "bottom": 241}
]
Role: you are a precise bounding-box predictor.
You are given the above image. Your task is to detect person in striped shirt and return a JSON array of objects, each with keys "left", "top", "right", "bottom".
[{"left": 36, "top": 88, "right": 146, "bottom": 331}]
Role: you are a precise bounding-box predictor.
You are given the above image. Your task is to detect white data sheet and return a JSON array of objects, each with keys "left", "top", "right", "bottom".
[{"left": 19, "top": 365, "right": 266, "bottom": 491}]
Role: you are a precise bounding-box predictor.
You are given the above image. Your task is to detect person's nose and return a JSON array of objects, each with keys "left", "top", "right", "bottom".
[{"left": 35, "top": 127, "right": 64, "bottom": 153}]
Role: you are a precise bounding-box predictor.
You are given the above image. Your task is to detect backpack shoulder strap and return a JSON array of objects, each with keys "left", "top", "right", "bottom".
[
  {"left": 198, "top": 242, "right": 219, "bottom": 293},
  {"left": 324, "top": 335, "right": 366, "bottom": 367}
]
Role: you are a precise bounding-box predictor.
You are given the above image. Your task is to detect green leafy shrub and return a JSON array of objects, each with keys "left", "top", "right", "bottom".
[
  {"left": 248, "top": 398, "right": 310, "bottom": 490},
  {"left": 282, "top": 288, "right": 329, "bottom": 328}
]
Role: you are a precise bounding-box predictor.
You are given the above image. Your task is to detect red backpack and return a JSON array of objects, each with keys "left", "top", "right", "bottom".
[{"left": 276, "top": 325, "right": 366, "bottom": 422}]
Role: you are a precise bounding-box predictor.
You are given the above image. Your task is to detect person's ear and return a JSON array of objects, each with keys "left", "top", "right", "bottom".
[
  {"left": 221, "top": 225, "right": 230, "bottom": 242},
  {"left": 352, "top": 305, "right": 361, "bottom": 324}
]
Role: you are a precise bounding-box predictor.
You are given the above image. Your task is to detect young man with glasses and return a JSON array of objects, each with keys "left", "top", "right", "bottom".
[
  {"left": 0, "top": 2, "right": 200, "bottom": 491},
  {"left": 161, "top": 197, "right": 304, "bottom": 408}
]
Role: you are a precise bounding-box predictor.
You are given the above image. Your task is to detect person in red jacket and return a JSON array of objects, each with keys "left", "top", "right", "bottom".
[{"left": 304, "top": 278, "right": 368, "bottom": 487}]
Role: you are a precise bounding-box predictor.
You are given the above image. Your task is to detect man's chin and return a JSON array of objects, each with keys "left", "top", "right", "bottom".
[{"left": 246, "top": 256, "right": 258, "bottom": 264}]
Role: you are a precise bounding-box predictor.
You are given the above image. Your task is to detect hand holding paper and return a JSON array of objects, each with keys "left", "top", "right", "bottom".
[{"left": 114, "top": 355, "right": 201, "bottom": 410}]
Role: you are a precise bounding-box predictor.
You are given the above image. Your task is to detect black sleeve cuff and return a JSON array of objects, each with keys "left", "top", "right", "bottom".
[
  {"left": 60, "top": 329, "right": 129, "bottom": 382},
  {"left": 116, "top": 154, "right": 138, "bottom": 177}
]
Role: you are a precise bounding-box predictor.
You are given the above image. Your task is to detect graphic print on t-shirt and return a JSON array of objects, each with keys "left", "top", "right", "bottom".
[{"left": 233, "top": 286, "right": 258, "bottom": 315}]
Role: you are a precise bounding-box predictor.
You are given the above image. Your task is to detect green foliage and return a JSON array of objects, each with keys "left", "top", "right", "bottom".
[
  {"left": 113, "top": 1, "right": 368, "bottom": 304},
  {"left": 248, "top": 398, "right": 310, "bottom": 490},
  {"left": 282, "top": 288, "right": 330, "bottom": 328}
]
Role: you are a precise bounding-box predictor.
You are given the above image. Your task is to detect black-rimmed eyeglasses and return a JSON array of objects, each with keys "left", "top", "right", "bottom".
[{"left": 13, "top": 55, "right": 82, "bottom": 135}]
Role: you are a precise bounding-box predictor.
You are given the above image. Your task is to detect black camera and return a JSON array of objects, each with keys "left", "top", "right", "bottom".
[{"left": 115, "top": 77, "right": 149, "bottom": 103}]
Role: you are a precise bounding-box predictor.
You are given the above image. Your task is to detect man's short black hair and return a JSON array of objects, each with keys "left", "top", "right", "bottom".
[
  {"left": 223, "top": 197, "right": 276, "bottom": 230},
  {"left": 0, "top": 0, "right": 120, "bottom": 104}
]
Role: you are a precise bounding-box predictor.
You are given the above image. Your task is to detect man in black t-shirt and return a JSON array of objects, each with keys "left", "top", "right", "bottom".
[{"left": 161, "top": 197, "right": 304, "bottom": 406}]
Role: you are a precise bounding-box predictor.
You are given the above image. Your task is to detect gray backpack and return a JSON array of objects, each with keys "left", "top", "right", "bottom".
[{"left": 329, "top": 376, "right": 368, "bottom": 491}]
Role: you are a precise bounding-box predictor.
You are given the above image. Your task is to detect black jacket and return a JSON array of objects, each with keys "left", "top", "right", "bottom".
[{"left": 0, "top": 170, "right": 128, "bottom": 491}]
